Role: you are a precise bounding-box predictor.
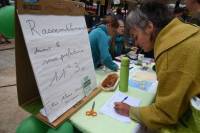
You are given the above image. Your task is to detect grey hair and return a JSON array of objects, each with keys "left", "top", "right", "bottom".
[
  {"left": 126, "top": 1, "right": 173, "bottom": 41},
  {"left": 126, "top": 8, "right": 149, "bottom": 31}
]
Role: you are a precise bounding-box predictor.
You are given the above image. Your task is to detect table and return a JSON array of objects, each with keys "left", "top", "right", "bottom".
[{"left": 70, "top": 64, "right": 157, "bottom": 133}]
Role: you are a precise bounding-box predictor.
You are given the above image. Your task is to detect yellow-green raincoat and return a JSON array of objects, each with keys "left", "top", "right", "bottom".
[{"left": 130, "top": 18, "right": 200, "bottom": 131}]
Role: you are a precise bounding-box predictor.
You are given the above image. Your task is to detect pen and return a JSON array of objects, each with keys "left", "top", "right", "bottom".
[
  {"left": 121, "top": 96, "right": 128, "bottom": 103},
  {"left": 92, "top": 101, "right": 95, "bottom": 110},
  {"left": 129, "top": 67, "right": 134, "bottom": 70}
]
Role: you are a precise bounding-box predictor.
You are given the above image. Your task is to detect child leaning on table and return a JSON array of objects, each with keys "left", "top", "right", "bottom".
[{"left": 89, "top": 15, "right": 119, "bottom": 71}]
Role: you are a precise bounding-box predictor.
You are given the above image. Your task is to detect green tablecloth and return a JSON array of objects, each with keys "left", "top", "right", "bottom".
[{"left": 70, "top": 69, "right": 156, "bottom": 133}]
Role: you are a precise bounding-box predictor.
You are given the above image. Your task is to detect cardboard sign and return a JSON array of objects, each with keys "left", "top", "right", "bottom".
[{"left": 16, "top": 0, "right": 101, "bottom": 127}]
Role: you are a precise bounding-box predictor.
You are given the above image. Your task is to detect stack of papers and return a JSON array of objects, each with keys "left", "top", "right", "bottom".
[{"left": 100, "top": 91, "right": 141, "bottom": 123}]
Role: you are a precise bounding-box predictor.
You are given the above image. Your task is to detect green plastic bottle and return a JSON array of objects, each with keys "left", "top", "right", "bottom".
[{"left": 119, "top": 57, "right": 130, "bottom": 92}]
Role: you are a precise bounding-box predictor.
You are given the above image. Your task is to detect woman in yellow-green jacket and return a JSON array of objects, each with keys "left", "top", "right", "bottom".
[{"left": 114, "top": 1, "right": 200, "bottom": 132}]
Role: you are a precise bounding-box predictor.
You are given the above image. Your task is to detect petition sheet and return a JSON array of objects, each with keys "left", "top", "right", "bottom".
[{"left": 100, "top": 91, "right": 141, "bottom": 123}]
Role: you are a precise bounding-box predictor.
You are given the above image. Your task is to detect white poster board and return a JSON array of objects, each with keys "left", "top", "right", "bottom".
[{"left": 18, "top": 15, "right": 97, "bottom": 122}]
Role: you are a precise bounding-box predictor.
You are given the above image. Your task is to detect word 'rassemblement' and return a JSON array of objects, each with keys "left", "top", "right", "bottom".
[{"left": 26, "top": 19, "right": 86, "bottom": 36}]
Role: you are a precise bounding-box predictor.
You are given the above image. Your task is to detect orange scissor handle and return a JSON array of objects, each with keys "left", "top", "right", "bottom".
[{"left": 86, "top": 110, "right": 97, "bottom": 116}]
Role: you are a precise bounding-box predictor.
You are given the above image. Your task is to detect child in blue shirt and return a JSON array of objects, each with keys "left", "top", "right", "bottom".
[{"left": 89, "top": 15, "right": 119, "bottom": 71}]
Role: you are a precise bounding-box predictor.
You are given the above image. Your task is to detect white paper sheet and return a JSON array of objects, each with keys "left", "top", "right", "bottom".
[
  {"left": 18, "top": 15, "right": 97, "bottom": 122},
  {"left": 100, "top": 91, "right": 141, "bottom": 123}
]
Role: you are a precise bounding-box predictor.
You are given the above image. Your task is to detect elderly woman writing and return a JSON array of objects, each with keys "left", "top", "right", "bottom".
[{"left": 114, "top": 1, "right": 200, "bottom": 131}]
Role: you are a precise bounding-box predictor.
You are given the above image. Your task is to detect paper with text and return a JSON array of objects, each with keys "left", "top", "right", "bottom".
[
  {"left": 100, "top": 91, "right": 141, "bottom": 123},
  {"left": 18, "top": 14, "right": 97, "bottom": 122}
]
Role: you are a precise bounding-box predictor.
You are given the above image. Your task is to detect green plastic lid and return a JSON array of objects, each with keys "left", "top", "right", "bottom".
[{"left": 121, "top": 57, "right": 130, "bottom": 66}]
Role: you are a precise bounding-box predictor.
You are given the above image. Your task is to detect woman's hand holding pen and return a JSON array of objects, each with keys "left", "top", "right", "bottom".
[{"left": 114, "top": 102, "right": 130, "bottom": 116}]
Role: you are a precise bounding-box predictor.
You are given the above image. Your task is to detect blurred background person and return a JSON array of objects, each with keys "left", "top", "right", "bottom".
[
  {"left": 89, "top": 15, "right": 119, "bottom": 71},
  {"left": 109, "top": 19, "right": 131, "bottom": 59},
  {"left": 185, "top": 0, "right": 200, "bottom": 25},
  {"left": 0, "top": 0, "right": 10, "bottom": 7}
]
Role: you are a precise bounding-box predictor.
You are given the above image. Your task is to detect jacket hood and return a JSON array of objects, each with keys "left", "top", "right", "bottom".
[
  {"left": 97, "top": 24, "right": 108, "bottom": 35},
  {"left": 154, "top": 18, "right": 199, "bottom": 60}
]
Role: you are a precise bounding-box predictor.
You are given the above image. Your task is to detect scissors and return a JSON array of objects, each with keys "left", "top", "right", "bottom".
[{"left": 86, "top": 101, "right": 97, "bottom": 116}]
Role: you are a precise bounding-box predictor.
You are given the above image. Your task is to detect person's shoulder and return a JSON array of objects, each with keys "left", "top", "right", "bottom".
[
  {"left": 89, "top": 28, "right": 103, "bottom": 40},
  {"left": 90, "top": 27, "right": 105, "bottom": 35}
]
